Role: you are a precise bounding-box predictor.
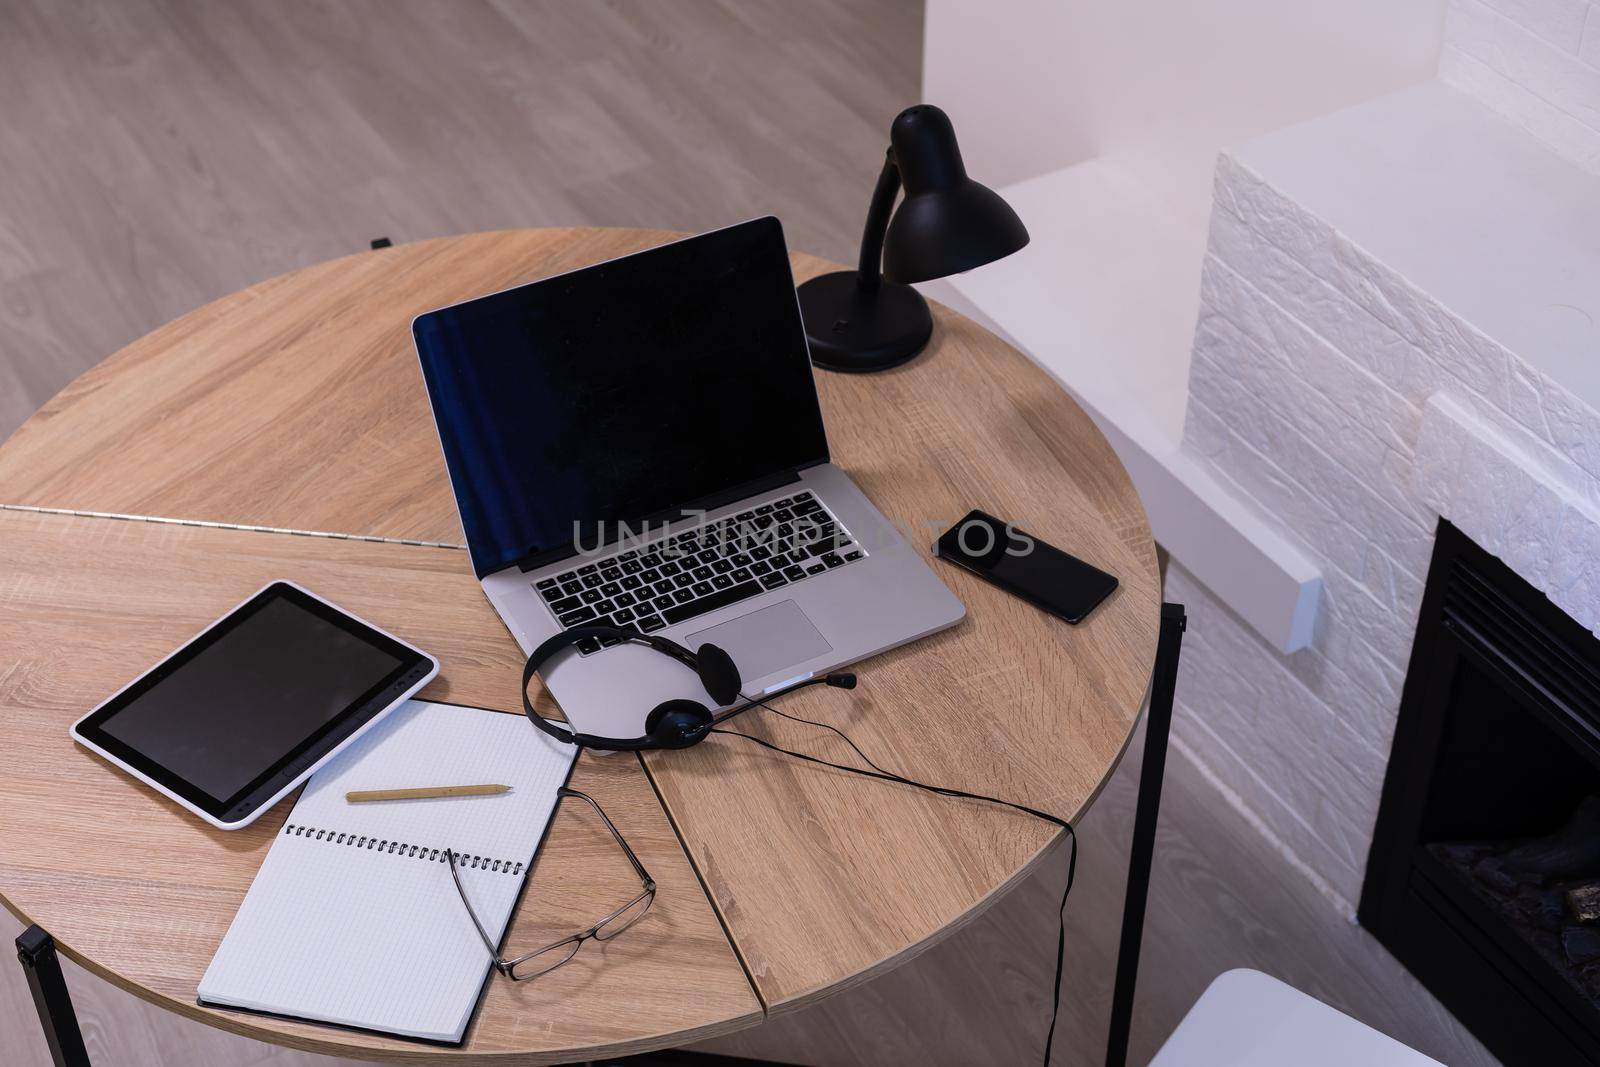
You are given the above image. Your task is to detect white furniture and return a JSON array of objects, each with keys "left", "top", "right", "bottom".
[
  {"left": 1151, "top": 969, "right": 1443, "bottom": 1066},
  {"left": 922, "top": 0, "right": 1448, "bottom": 652}
]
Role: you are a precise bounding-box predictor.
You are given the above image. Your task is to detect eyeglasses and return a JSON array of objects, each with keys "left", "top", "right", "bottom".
[{"left": 447, "top": 786, "right": 656, "bottom": 981}]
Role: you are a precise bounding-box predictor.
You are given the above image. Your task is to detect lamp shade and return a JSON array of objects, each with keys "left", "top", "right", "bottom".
[{"left": 881, "top": 105, "right": 1029, "bottom": 284}]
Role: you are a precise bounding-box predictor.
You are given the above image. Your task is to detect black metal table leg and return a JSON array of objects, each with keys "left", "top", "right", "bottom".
[
  {"left": 16, "top": 924, "right": 91, "bottom": 1067},
  {"left": 1105, "top": 602, "right": 1186, "bottom": 1067}
]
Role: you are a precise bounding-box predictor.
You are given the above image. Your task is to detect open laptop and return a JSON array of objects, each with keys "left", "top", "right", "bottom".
[{"left": 413, "top": 217, "right": 964, "bottom": 738}]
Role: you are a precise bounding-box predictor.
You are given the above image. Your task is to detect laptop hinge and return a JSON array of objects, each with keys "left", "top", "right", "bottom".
[
  {"left": 513, "top": 543, "right": 582, "bottom": 573},
  {"left": 664, "top": 468, "right": 804, "bottom": 524},
  {"left": 514, "top": 468, "right": 806, "bottom": 574}
]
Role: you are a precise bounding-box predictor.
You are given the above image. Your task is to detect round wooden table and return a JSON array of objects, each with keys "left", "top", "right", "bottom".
[{"left": 0, "top": 229, "right": 1160, "bottom": 1063}]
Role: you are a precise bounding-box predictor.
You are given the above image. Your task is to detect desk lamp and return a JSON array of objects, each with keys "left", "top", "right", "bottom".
[{"left": 797, "top": 104, "right": 1029, "bottom": 373}]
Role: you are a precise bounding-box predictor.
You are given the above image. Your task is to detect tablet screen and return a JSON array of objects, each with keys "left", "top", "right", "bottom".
[{"left": 75, "top": 583, "right": 436, "bottom": 822}]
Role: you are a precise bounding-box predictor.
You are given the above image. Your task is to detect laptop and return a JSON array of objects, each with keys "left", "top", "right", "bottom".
[{"left": 413, "top": 216, "right": 964, "bottom": 739}]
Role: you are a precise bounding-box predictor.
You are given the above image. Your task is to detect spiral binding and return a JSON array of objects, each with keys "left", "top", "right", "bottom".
[{"left": 282, "top": 823, "right": 524, "bottom": 876}]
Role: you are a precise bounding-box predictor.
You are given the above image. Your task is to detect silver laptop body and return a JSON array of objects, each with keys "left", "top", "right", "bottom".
[{"left": 414, "top": 218, "right": 964, "bottom": 740}]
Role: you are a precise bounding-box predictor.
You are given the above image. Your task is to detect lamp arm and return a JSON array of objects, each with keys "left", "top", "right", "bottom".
[{"left": 854, "top": 150, "right": 901, "bottom": 293}]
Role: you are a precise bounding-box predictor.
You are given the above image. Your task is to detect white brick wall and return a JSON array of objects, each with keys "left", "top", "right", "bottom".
[
  {"left": 1177, "top": 149, "right": 1600, "bottom": 909},
  {"left": 1442, "top": 0, "right": 1600, "bottom": 174}
]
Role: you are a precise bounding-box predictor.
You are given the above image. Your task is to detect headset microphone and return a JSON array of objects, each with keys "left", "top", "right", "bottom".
[
  {"left": 702, "top": 672, "right": 857, "bottom": 735},
  {"left": 521, "top": 624, "right": 859, "bottom": 752}
]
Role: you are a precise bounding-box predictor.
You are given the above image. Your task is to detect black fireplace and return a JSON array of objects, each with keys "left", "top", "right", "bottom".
[{"left": 1361, "top": 520, "right": 1600, "bottom": 1065}]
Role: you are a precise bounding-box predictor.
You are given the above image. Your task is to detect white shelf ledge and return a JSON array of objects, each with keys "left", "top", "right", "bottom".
[
  {"left": 935, "top": 152, "right": 1323, "bottom": 652},
  {"left": 1234, "top": 81, "right": 1600, "bottom": 418}
]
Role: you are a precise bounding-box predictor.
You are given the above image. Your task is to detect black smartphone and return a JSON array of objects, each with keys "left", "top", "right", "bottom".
[{"left": 934, "top": 509, "right": 1118, "bottom": 624}]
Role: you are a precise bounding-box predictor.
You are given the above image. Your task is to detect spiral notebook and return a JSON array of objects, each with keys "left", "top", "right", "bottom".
[{"left": 198, "top": 699, "right": 577, "bottom": 1043}]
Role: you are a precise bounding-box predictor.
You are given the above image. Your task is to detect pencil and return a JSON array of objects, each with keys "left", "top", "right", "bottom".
[{"left": 346, "top": 784, "right": 512, "bottom": 803}]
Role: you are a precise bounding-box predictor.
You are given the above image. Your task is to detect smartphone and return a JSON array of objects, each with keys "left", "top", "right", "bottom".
[{"left": 934, "top": 509, "right": 1118, "bottom": 624}]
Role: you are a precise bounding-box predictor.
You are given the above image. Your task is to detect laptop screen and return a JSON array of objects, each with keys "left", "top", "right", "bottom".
[{"left": 414, "top": 217, "right": 830, "bottom": 577}]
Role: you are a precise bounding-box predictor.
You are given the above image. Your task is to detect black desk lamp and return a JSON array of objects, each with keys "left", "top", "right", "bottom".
[{"left": 798, "top": 104, "right": 1029, "bottom": 373}]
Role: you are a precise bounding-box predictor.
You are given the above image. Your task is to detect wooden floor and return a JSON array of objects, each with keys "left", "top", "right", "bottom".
[
  {"left": 0, "top": 2, "right": 1500, "bottom": 1066},
  {"left": 0, "top": 0, "right": 917, "bottom": 443},
  {"left": 695, "top": 716, "right": 1499, "bottom": 1067}
]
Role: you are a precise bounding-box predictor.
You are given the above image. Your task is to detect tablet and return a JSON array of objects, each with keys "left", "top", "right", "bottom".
[{"left": 71, "top": 581, "right": 439, "bottom": 830}]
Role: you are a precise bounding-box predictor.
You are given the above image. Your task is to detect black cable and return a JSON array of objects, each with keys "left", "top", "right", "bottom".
[
  {"left": 746, "top": 699, "right": 893, "bottom": 777},
  {"left": 712, "top": 698, "right": 1077, "bottom": 1066}
]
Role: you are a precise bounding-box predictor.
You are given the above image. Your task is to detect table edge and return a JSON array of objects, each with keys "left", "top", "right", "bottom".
[
  {"left": 0, "top": 227, "right": 1163, "bottom": 1055},
  {"left": 718, "top": 657, "right": 1156, "bottom": 1017},
  {"left": 0, "top": 889, "right": 765, "bottom": 1065}
]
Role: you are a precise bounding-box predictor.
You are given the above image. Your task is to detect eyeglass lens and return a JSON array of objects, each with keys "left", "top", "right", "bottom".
[
  {"left": 505, "top": 937, "right": 582, "bottom": 980},
  {"left": 594, "top": 889, "right": 654, "bottom": 942}
]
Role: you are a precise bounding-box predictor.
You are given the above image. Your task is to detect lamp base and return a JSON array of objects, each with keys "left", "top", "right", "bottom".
[{"left": 796, "top": 271, "right": 934, "bottom": 373}]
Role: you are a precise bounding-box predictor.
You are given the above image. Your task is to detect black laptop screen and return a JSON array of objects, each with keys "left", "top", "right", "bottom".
[{"left": 414, "top": 218, "right": 830, "bottom": 577}]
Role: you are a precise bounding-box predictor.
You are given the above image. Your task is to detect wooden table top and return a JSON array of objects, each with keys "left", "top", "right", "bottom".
[{"left": 0, "top": 228, "right": 1160, "bottom": 1062}]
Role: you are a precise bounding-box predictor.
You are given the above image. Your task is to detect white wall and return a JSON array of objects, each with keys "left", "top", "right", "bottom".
[
  {"left": 930, "top": 4, "right": 1451, "bottom": 654},
  {"left": 1183, "top": 83, "right": 1600, "bottom": 907},
  {"left": 922, "top": 2, "right": 1599, "bottom": 1054},
  {"left": 1441, "top": 0, "right": 1600, "bottom": 174},
  {"left": 924, "top": 0, "right": 1446, "bottom": 211}
]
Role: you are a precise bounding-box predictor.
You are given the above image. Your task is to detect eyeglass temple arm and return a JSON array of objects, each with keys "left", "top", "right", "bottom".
[
  {"left": 446, "top": 850, "right": 505, "bottom": 961},
  {"left": 450, "top": 788, "right": 657, "bottom": 975},
  {"left": 557, "top": 787, "right": 656, "bottom": 889},
  {"left": 451, "top": 849, "right": 585, "bottom": 973}
]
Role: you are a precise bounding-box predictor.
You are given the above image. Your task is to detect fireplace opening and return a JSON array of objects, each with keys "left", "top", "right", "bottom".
[{"left": 1361, "top": 520, "right": 1600, "bottom": 1067}]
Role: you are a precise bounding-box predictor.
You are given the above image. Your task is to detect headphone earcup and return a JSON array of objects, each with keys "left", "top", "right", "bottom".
[
  {"left": 695, "top": 643, "right": 742, "bottom": 706},
  {"left": 643, "top": 699, "right": 714, "bottom": 748}
]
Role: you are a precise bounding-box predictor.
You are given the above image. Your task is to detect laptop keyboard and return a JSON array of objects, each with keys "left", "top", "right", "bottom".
[{"left": 533, "top": 490, "right": 865, "bottom": 655}]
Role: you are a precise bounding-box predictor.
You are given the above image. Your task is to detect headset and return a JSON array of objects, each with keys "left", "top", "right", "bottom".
[
  {"left": 521, "top": 624, "right": 857, "bottom": 751},
  {"left": 520, "top": 621, "right": 1078, "bottom": 1065}
]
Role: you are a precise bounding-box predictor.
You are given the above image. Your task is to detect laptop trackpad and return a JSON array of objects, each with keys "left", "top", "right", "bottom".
[{"left": 686, "top": 600, "right": 832, "bottom": 685}]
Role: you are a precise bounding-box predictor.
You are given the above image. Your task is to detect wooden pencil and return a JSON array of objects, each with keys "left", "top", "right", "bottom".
[{"left": 345, "top": 784, "right": 512, "bottom": 803}]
